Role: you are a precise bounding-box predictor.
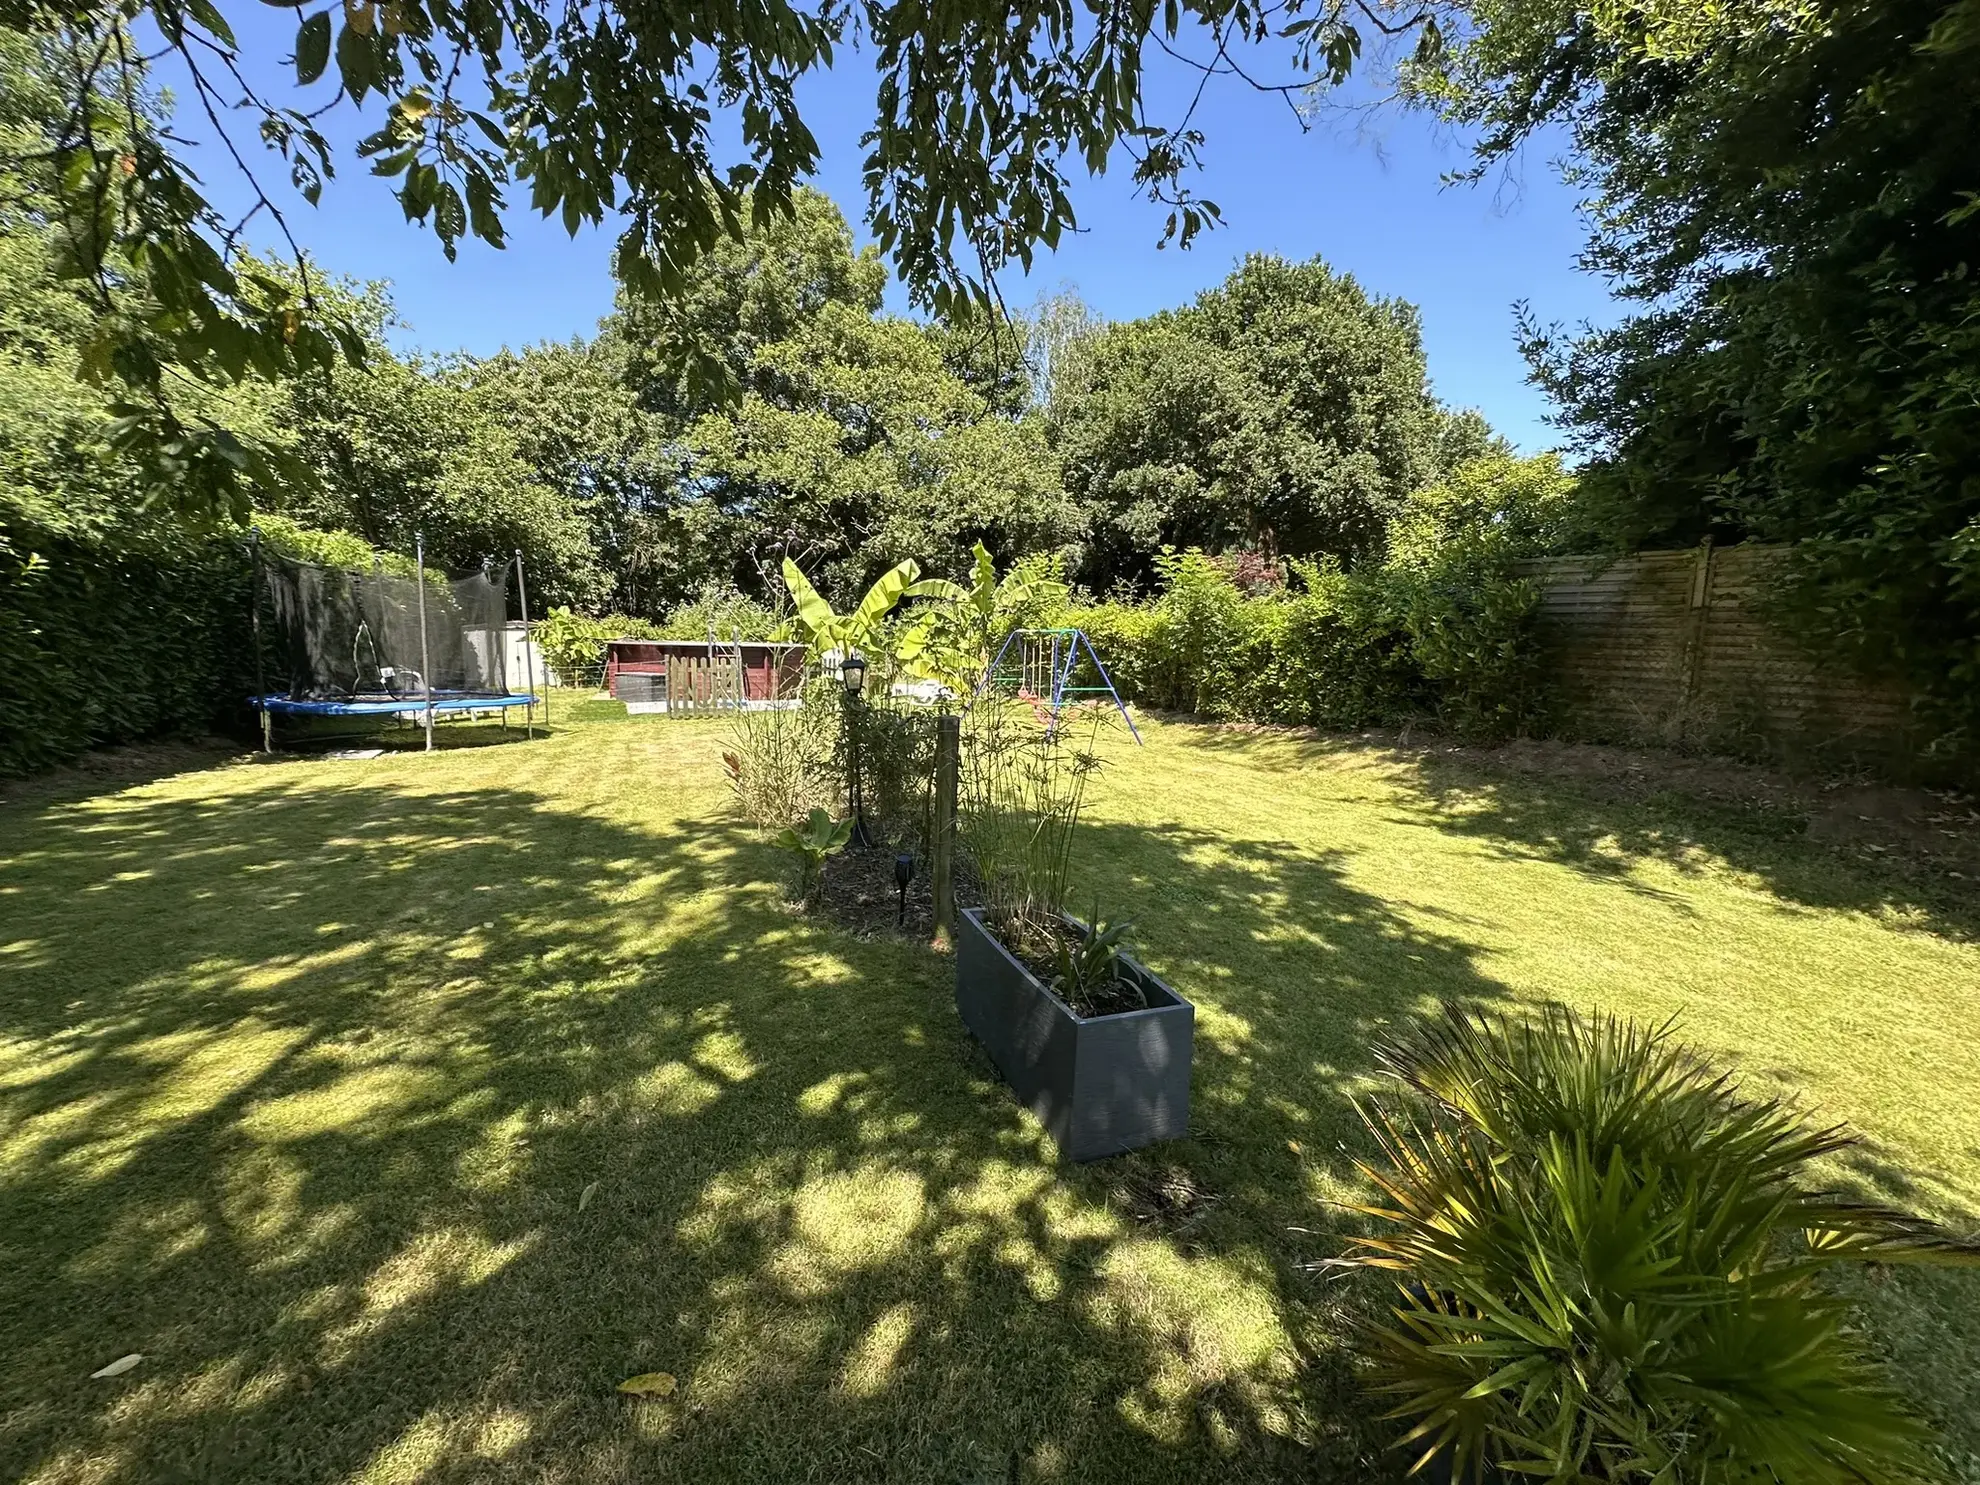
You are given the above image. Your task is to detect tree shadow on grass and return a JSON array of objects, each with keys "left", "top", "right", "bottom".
[
  {"left": 1178, "top": 727, "right": 1980, "bottom": 942},
  {"left": 0, "top": 754, "right": 1533, "bottom": 1485}
]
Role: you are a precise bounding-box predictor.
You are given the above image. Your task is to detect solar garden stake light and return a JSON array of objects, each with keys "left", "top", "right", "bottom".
[
  {"left": 839, "top": 652, "right": 876, "bottom": 848},
  {"left": 894, "top": 852, "right": 914, "bottom": 924}
]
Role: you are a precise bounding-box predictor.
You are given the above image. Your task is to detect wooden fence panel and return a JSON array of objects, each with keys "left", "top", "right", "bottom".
[
  {"left": 1516, "top": 544, "right": 1920, "bottom": 770},
  {"left": 664, "top": 650, "right": 744, "bottom": 714}
]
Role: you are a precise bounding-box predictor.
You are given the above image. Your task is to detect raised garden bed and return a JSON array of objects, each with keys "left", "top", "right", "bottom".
[{"left": 954, "top": 907, "right": 1193, "bottom": 1161}]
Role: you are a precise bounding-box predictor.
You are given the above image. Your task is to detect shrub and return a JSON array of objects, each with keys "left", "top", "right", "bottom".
[
  {"left": 1039, "top": 458, "right": 1569, "bottom": 740},
  {"left": 0, "top": 517, "right": 249, "bottom": 777},
  {"left": 1333, "top": 1007, "right": 1980, "bottom": 1484},
  {"left": 721, "top": 687, "right": 836, "bottom": 835},
  {"left": 534, "top": 608, "right": 663, "bottom": 682},
  {"left": 0, "top": 509, "right": 395, "bottom": 778},
  {"left": 772, "top": 807, "right": 853, "bottom": 904},
  {"left": 1054, "top": 535, "right": 1545, "bottom": 740},
  {"left": 848, "top": 695, "right": 939, "bottom": 848},
  {"left": 656, "top": 586, "right": 783, "bottom": 642}
]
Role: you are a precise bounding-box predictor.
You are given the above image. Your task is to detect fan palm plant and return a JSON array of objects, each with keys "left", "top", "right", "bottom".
[{"left": 1331, "top": 1007, "right": 1979, "bottom": 1484}]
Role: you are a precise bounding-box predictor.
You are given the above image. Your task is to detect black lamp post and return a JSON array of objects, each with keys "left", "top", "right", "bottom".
[
  {"left": 840, "top": 652, "right": 876, "bottom": 848},
  {"left": 894, "top": 852, "right": 915, "bottom": 924}
]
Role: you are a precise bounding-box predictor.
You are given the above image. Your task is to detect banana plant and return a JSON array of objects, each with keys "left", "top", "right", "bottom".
[
  {"left": 780, "top": 557, "right": 958, "bottom": 662},
  {"left": 893, "top": 541, "right": 1065, "bottom": 696}
]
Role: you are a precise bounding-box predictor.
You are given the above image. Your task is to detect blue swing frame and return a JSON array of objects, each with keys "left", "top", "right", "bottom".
[{"left": 976, "top": 627, "right": 1142, "bottom": 744}]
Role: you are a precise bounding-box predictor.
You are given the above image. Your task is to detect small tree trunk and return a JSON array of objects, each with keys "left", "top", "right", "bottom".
[{"left": 932, "top": 713, "right": 960, "bottom": 947}]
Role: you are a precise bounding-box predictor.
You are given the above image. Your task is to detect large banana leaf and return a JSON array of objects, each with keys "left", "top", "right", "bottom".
[
  {"left": 847, "top": 559, "right": 921, "bottom": 644},
  {"left": 969, "top": 540, "right": 998, "bottom": 617},
  {"left": 905, "top": 577, "right": 968, "bottom": 605},
  {"left": 781, "top": 558, "right": 844, "bottom": 650}
]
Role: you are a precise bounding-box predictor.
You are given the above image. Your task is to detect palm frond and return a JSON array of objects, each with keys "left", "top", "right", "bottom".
[{"left": 1334, "top": 1004, "right": 1973, "bottom": 1485}]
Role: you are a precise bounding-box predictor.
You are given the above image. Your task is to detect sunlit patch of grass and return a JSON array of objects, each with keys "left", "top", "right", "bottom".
[
  {"left": 1, "top": 714, "right": 1975, "bottom": 1482},
  {"left": 239, "top": 1065, "right": 452, "bottom": 1144}
]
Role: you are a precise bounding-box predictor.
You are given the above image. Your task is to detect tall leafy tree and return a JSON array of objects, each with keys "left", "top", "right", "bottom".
[
  {"left": 1050, "top": 253, "right": 1470, "bottom": 590},
  {"left": 250, "top": 276, "right": 606, "bottom": 606},
  {"left": 685, "top": 303, "right": 1075, "bottom": 602},
  {"left": 1419, "top": 0, "right": 1980, "bottom": 751},
  {"left": 6, "top": 0, "right": 1443, "bottom": 517},
  {"left": 609, "top": 188, "right": 888, "bottom": 426},
  {"left": 468, "top": 339, "right": 681, "bottom": 614},
  {"left": 595, "top": 191, "right": 1073, "bottom": 607}
]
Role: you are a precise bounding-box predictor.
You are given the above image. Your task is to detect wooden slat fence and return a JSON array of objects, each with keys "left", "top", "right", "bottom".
[{"left": 1515, "top": 543, "right": 1922, "bottom": 772}]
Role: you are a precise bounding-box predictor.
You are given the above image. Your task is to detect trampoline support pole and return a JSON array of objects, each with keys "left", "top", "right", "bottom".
[
  {"left": 415, "top": 531, "right": 435, "bottom": 752},
  {"left": 249, "top": 526, "right": 273, "bottom": 754},
  {"left": 514, "top": 549, "right": 541, "bottom": 738}
]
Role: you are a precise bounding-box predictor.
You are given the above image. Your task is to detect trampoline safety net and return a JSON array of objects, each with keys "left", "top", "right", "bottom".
[{"left": 262, "top": 552, "right": 513, "bottom": 702}]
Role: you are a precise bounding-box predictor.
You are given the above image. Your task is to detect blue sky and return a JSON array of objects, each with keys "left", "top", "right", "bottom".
[{"left": 159, "top": 17, "right": 1618, "bottom": 451}]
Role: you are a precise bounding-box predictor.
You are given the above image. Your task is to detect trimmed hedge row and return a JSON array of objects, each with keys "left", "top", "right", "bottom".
[
  {"left": 0, "top": 512, "right": 393, "bottom": 779},
  {"left": 0, "top": 516, "right": 257, "bottom": 777},
  {"left": 1057, "top": 551, "right": 1547, "bottom": 740}
]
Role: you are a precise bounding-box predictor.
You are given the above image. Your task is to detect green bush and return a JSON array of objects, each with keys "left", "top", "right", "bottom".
[
  {"left": 1055, "top": 540, "right": 1541, "bottom": 740},
  {"left": 1, "top": 516, "right": 251, "bottom": 777},
  {"left": 1334, "top": 1006, "right": 1980, "bottom": 1484},
  {"left": 655, "top": 587, "right": 783, "bottom": 643},
  {"left": 533, "top": 608, "right": 666, "bottom": 679}
]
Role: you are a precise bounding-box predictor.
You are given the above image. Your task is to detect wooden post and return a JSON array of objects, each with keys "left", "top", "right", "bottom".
[
  {"left": 931, "top": 713, "right": 960, "bottom": 947},
  {"left": 415, "top": 531, "right": 435, "bottom": 752},
  {"left": 1677, "top": 536, "right": 1715, "bottom": 741}
]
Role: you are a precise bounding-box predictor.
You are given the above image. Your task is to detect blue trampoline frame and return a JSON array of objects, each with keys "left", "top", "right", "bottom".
[
  {"left": 249, "top": 527, "right": 550, "bottom": 753},
  {"left": 253, "top": 692, "right": 538, "bottom": 718}
]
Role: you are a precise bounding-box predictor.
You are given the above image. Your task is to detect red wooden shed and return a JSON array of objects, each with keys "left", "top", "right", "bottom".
[{"left": 605, "top": 639, "right": 807, "bottom": 710}]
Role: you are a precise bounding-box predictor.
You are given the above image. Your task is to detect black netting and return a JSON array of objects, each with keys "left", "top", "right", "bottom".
[{"left": 261, "top": 553, "right": 512, "bottom": 701}]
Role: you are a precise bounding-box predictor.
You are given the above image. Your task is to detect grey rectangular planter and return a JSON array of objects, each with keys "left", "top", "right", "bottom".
[{"left": 955, "top": 907, "right": 1193, "bottom": 1161}]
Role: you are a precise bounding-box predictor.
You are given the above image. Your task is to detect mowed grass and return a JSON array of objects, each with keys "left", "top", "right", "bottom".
[{"left": 2, "top": 712, "right": 1977, "bottom": 1484}]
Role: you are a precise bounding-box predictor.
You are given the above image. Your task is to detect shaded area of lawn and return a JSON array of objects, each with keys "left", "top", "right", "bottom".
[
  {"left": 0, "top": 730, "right": 1506, "bottom": 1484},
  {"left": 1105, "top": 720, "right": 1980, "bottom": 1477},
  {"left": 3, "top": 718, "right": 1977, "bottom": 1482}
]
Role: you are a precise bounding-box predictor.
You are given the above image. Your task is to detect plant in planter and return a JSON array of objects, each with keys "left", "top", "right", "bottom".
[
  {"left": 774, "top": 807, "right": 854, "bottom": 906},
  {"left": 1329, "top": 1006, "right": 1980, "bottom": 1485},
  {"left": 1050, "top": 912, "right": 1144, "bottom": 1019},
  {"left": 954, "top": 704, "right": 1192, "bottom": 1161}
]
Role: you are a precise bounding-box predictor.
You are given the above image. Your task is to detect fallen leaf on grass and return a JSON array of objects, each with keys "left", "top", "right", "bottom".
[
  {"left": 90, "top": 1354, "right": 142, "bottom": 1379},
  {"left": 617, "top": 1372, "right": 677, "bottom": 1397},
  {"left": 579, "top": 1181, "right": 599, "bottom": 1212}
]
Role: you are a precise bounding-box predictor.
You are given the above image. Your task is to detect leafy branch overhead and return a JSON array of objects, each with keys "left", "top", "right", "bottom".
[{"left": 6, "top": 0, "right": 1441, "bottom": 516}]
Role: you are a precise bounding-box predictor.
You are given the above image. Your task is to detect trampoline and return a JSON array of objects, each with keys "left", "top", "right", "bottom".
[
  {"left": 252, "top": 692, "right": 539, "bottom": 718},
  {"left": 250, "top": 532, "right": 545, "bottom": 751}
]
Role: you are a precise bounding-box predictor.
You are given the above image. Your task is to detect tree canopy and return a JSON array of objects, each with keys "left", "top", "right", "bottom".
[
  {"left": 6, "top": 0, "right": 1442, "bottom": 516},
  {"left": 1415, "top": 0, "right": 1980, "bottom": 746},
  {"left": 1049, "top": 253, "right": 1496, "bottom": 590}
]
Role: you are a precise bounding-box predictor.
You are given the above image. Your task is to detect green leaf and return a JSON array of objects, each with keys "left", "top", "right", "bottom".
[
  {"left": 334, "top": 19, "right": 375, "bottom": 99},
  {"left": 296, "top": 11, "right": 332, "bottom": 84},
  {"left": 849, "top": 560, "right": 921, "bottom": 643},
  {"left": 186, "top": 0, "right": 235, "bottom": 46},
  {"left": 780, "top": 559, "right": 841, "bottom": 650}
]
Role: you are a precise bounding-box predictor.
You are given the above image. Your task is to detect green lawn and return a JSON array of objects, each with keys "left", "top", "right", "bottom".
[{"left": 3, "top": 713, "right": 1977, "bottom": 1484}]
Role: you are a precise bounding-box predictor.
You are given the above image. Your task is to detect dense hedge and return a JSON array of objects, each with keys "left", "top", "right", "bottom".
[
  {"left": 1057, "top": 549, "right": 1547, "bottom": 740},
  {"left": 0, "top": 511, "right": 390, "bottom": 779},
  {"left": 0, "top": 515, "right": 256, "bottom": 777}
]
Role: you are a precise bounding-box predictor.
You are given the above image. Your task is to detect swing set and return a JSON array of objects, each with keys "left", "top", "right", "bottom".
[{"left": 976, "top": 627, "right": 1142, "bottom": 744}]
